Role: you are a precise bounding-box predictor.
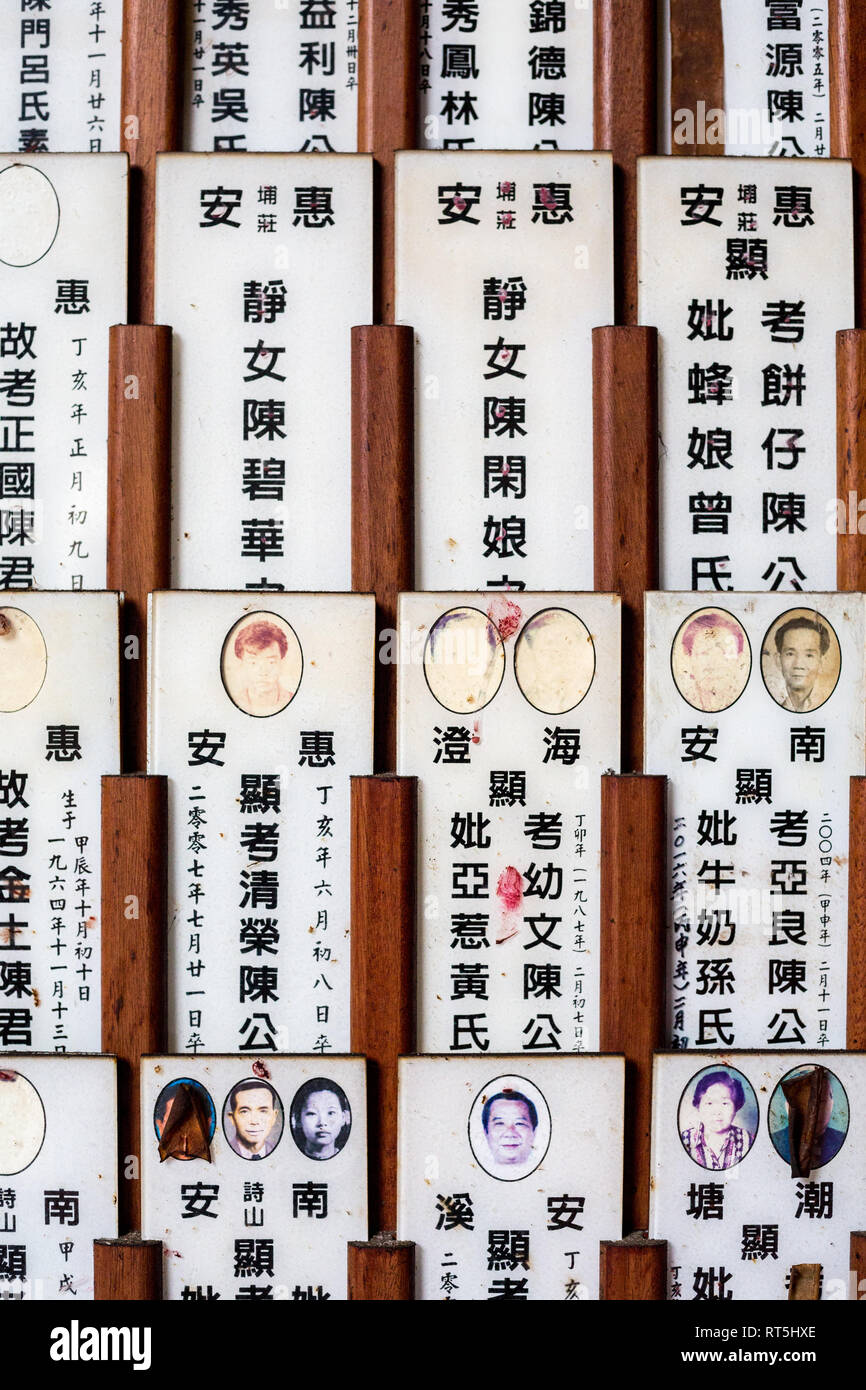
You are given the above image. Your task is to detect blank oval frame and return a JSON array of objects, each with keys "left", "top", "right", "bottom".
[
  {"left": 0, "top": 163, "right": 60, "bottom": 267},
  {"left": 0, "top": 607, "right": 48, "bottom": 713},
  {"left": 513, "top": 607, "right": 596, "bottom": 715},
  {"left": 0, "top": 1071, "right": 46, "bottom": 1176}
]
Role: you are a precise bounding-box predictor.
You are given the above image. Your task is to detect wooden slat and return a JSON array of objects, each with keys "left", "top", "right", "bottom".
[
  {"left": 669, "top": 0, "right": 725, "bottom": 156},
  {"left": 350, "top": 776, "right": 416, "bottom": 1234},
  {"left": 836, "top": 331, "right": 866, "bottom": 591},
  {"left": 351, "top": 326, "right": 415, "bottom": 772},
  {"left": 121, "top": 0, "right": 184, "bottom": 323},
  {"left": 107, "top": 325, "right": 172, "bottom": 773},
  {"left": 94, "top": 1239, "right": 163, "bottom": 1301},
  {"left": 600, "top": 774, "right": 667, "bottom": 1234},
  {"left": 830, "top": 0, "right": 866, "bottom": 324},
  {"left": 348, "top": 1239, "right": 415, "bottom": 1300},
  {"left": 594, "top": 0, "right": 656, "bottom": 324},
  {"left": 358, "top": 0, "right": 417, "bottom": 324},
  {"left": 593, "top": 326, "right": 659, "bottom": 773},
  {"left": 850, "top": 1232, "right": 866, "bottom": 1301},
  {"left": 600, "top": 1239, "right": 668, "bottom": 1301},
  {"left": 101, "top": 775, "right": 167, "bottom": 1234},
  {"left": 847, "top": 778, "right": 866, "bottom": 1048}
]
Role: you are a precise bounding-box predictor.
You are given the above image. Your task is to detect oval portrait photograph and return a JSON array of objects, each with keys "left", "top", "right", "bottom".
[
  {"left": 678, "top": 1064, "right": 758, "bottom": 1172},
  {"left": 222, "top": 1077, "right": 284, "bottom": 1161},
  {"left": 768, "top": 1064, "right": 849, "bottom": 1173},
  {"left": 221, "top": 611, "right": 303, "bottom": 718},
  {"left": 0, "top": 1070, "right": 46, "bottom": 1176},
  {"left": 0, "top": 607, "right": 47, "bottom": 713},
  {"left": 513, "top": 607, "right": 596, "bottom": 715},
  {"left": 289, "top": 1077, "right": 352, "bottom": 1162},
  {"left": 670, "top": 607, "right": 751, "bottom": 713},
  {"left": 0, "top": 163, "right": 60, "bottom": 267},
  {"left": 153, "top": 1077, "right": 217, "bottom": 1163},
  {"left": 423, "top": 606, "right": 505, "bottom": 714},
  {"left": 760, "top": 608, "right": 841, "bottom": 714},
  {"left": 468, "top": 1074, "right": 551, "bottom": 1182}
]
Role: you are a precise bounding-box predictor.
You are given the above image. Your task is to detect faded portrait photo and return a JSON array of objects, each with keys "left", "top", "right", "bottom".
[
  {"left": 768, "top": 1064, "right": 849, "bottom": 1174},
  {"left": 289, "top": 1077, "right": 352, "bottom": 1161},
  {"left": 0, "top": 1069, "right": 45, "bottom": 1175},
  {"left": 671, "top": 607, "right": 751, "bottom": 713},
  {"left": 153, "top": 1078, "right": 217, "bottom": 1163},
  {"left": 468, "top": 1075, "right": 550, "bottom": 1182},
  {"left": 678, "top": 1065, "right": 758, "bottom": 1172},
  {"left": 760, "top": 608, "right": 841, "bottom": 713},
  {"left": 423, "top": 606, "right": 505, "bottom": 713},
  {"left": 222, "top": 1078, "right": 284, "bottom": 1161},
  {"left": 0, "top": 607, "right": 47, "bottom": 713},
  {"left": 513, "top": 608, "right": 595, "bottom": 715},
  {"left": 221, "top": 611, "right": 303, "bottom": 718}
]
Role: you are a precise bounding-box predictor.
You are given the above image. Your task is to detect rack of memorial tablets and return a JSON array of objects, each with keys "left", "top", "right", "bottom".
[
  {"left": 642, "top": 0, "right": 866, "bottom": 1305},
  {"left": 2, "top": 0, "right": 866, "bottom": 1306}
]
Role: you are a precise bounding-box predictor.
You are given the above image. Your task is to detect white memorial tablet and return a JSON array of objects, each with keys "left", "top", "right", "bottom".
[
  {"left": 639, "top": 156, "right": 852, "bottom": 593},
  {"left": 651, "top": 1051, "right": 865, "bottom": 1300},
  {"left": 645, "top": 591, "right": 864, "bottom": 1052},
  {"left": 396, "top": 150, "right": 613, "bottom": 592},
  {"left": 418, "top": 0, "right": 593, "bottom": 152},
  {"left": 663, "top": 0, "right": 829, "bottom": 158},
  {"left": 141, "top": 1055, "right": 366, "bottom": 1301},
  {"left": 148, "top": 591, "right": 374, "bottom": 1056},
  {"left": 0, "top": 593, "right": 120, "bottom": 1053},
  {"left": 0, "top": 1055, "right": 117, "bottom": 1300},
  {"left": 397, "top": 592, "right": 620, "bottom": 1054},
  {"left": 185, "top": 0, "right": 359, "bottom": 154},
  {"left": 0, "top": 154, "right": 128, "bottom": 591},
  {"left": 155, "top": 152, "right": 372, "bottom": 591},
  {"left": 0, "top": 2, "right": 122, "bottom": 154},
  {"left": 398, "top": 1054, "right": 624, "bottom": 1300}
]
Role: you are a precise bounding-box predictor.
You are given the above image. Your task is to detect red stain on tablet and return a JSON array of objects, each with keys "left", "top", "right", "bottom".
[
  {"left": 487, "top": 596, "right": 522, "bottom": 641},
  {"left": 496, "top": 865, "right": 523, "bottom": 912}
]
